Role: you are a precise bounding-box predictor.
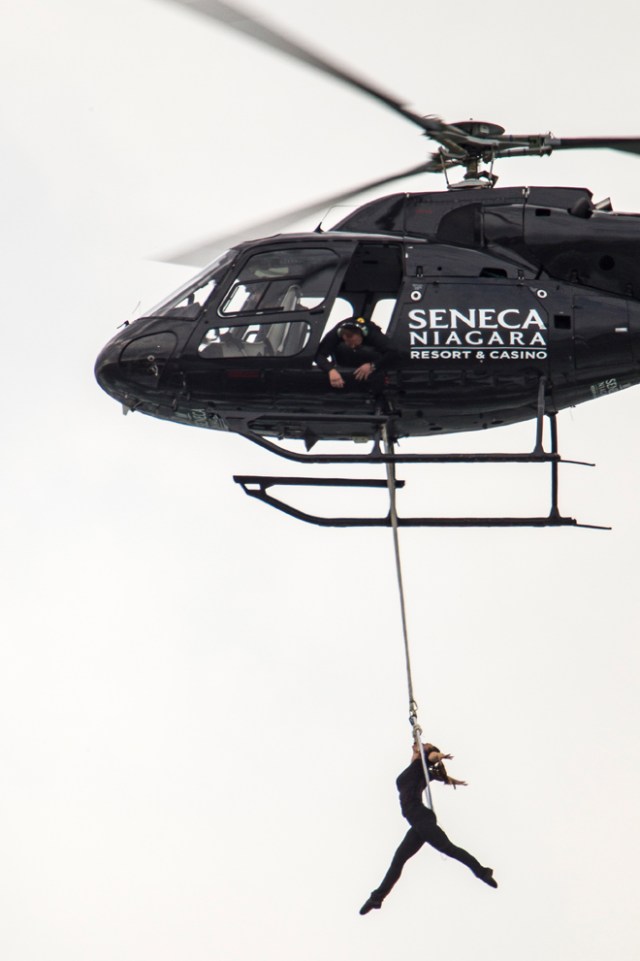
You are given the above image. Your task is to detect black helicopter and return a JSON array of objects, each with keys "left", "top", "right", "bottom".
[{"left": 95, "top": 1, "right": 640, "bottom": 528}]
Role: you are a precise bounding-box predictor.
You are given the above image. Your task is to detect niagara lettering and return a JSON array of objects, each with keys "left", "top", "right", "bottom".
[{"left": 407, "top": 307, "right": 548, "bottom": 361}]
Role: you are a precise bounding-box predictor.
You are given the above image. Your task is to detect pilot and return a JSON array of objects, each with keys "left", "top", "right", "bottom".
[
  {"left": 359, "top": 741, "right": 497, "bottom": 915},
  {"left": 314, "top": 317, "right": 397, "bottom": 390}
]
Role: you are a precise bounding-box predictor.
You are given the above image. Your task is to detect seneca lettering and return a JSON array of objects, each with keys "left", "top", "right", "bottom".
[
  {"left": 522, "top": 309, "right": 546, "bottom": 330},
  {"left": 408, "top": 308, "right": 427, "bottom": 329},
  {"left": 405, "top": 305, "right": 549, "bottom": 361}
]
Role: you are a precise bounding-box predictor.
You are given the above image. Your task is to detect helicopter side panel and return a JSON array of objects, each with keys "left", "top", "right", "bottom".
[
  {"left": 398, "top": 282, "right": 550, "bottom": 369},
  {"left": 573, "top": 293, "right": 631, "bottom": 371},
  {"left": 396, "top": 245, "right": 549, "bottom": 372},
  {"left": 523, "top": 208, "right": 640, "bottom": 300}
]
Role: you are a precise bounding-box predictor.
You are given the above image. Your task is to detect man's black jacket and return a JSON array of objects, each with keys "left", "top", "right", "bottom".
[{"left": 314, "top": 321, "right": 398, "bottom": 372}]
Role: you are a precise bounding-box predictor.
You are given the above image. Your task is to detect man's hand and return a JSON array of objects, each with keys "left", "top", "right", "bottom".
[
  {"left": 329, "top": 369, "right": 345, "bottom": 388},
  {"left": 354, "top": 363, "right": 374, "bottom": 381}
]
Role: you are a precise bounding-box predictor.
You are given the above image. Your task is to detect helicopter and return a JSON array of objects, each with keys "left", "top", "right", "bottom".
[{"left": 95, "top": 0, "right": 640, "bottom": 529}]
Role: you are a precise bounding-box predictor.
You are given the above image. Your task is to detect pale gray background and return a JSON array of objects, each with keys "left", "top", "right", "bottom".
[{"left": 1, "top": 2, "right": 639, "bottom": 959}]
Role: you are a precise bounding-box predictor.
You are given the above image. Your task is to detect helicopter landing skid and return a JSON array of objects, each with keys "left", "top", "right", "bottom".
[{"left": 233, "top": 409, "right": 609, "bottom": 530}]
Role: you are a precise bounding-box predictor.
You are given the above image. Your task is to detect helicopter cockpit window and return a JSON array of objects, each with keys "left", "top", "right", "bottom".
[
  {"left": 198, "top": 320, "right": 311, "bottom": 359},
  {"left": 151, "top": 248, "right": 238, "bottom": 319},
  {"left": 220, "top": 248, "right": 339, "bottom": 316},
  {"left": 158, "top": 277, "right": 218, "bottom": 319}
]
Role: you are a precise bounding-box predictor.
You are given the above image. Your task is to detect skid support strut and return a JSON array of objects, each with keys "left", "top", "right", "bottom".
[{"left": 233, "top": 396, "right": 608, "bottom": 528}]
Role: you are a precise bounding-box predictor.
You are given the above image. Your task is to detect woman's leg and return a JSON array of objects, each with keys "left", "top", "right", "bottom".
[
  {"left": 411, "top": 806, "right": 488, "bottom": 877},
  {"left": 360, "top": 828, "right": 423, "bottom": 912}
]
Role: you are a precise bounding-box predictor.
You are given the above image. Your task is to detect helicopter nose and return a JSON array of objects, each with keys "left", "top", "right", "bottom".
[
  {"left": 95, "top": 339, "right": 123, "bottom": 401},
  {"left": 95, "top": 331, "right": 178, "bottom": 401}
]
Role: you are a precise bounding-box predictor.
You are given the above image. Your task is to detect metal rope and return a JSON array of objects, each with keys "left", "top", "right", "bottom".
[{"left": 382, "top": 424, "right": 434, "bottom": 812}]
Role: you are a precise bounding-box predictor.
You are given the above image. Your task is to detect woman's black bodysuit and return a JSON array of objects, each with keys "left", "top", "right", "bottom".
[{"left": 366, "top": 756, "right": 489, "bottom": 906}]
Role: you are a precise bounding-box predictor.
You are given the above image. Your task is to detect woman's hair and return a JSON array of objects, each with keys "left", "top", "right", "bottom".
[
  {"left": 423, "top": 744, "right": 453, "bottom": 785},
  {"left": 428, "top": 759, "right": 451, "bottom": 784}
]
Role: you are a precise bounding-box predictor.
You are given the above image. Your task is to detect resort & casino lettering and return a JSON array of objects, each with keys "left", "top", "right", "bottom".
[{"left": 407, "top": 307, "right": 548, "bottom": 361}]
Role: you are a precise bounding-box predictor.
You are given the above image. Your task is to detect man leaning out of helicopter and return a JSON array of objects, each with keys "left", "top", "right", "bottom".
[{"left": 313, "top": 316, "right": 398, "bottom": 390}]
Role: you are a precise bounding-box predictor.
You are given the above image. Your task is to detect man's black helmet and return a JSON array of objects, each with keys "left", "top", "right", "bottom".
[{"left": 337, "top": 316, "right": 369, "bottom": 337}]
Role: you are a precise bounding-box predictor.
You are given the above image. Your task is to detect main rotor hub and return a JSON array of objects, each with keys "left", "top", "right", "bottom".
[{"left": 451, "top": 120, "right": 506, "bottom": 139}]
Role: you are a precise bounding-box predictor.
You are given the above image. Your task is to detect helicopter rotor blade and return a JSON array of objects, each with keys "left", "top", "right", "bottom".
[
  {"left": 160, "top": 161, "right": 434, "bottom": 266},
  {"left": 164, "top": 0, "right": 436, "bottom": 134},
  {"left": 427, "top": 132, "right": 640, "bottom": 168},
  {"left": 547, "top": 136, "right": 640, "bottom": 157}
]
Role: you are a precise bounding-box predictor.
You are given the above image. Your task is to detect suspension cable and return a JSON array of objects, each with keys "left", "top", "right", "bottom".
[{"left": 382, "top": 424, "right": 434, "bottom": 812}]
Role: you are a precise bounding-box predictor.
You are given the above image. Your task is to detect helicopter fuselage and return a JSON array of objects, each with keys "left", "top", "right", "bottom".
[{"left": 95, "top": 185, "right": 640, "bottom": 445}]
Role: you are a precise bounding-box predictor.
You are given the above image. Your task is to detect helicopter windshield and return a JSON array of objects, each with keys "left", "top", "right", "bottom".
[
  {"left": 220, "top": 248, "right": 339, "bottom": 315},
  {"left": 150, "top": 248, "right": 238, "bottom": 319}
]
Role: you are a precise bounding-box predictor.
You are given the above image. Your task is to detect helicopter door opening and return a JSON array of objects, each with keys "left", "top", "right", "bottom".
[{"left": 320, "top": 242, "right": 404, "bottom": 336}]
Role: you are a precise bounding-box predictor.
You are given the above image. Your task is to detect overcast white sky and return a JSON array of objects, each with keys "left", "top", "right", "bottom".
[{"left": 2, "top": 1, "right": 640, "bottom": 959}]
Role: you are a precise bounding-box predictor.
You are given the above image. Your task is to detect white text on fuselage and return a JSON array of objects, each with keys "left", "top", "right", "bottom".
[{"left": 407, "top": 307, "right": 548, "bottom": 361}]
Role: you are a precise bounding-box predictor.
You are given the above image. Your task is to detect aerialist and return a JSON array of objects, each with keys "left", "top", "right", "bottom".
[
  {"left": 313, "top": 316, "right": 397, "bottom": 390},
  {"left": 359, "top": 741, "right": 497, "bottom": 915}
]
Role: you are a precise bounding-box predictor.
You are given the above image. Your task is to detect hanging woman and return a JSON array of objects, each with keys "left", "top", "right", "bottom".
[{"left": 359, "top": 741, "right": 497, "bottom": 915}]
